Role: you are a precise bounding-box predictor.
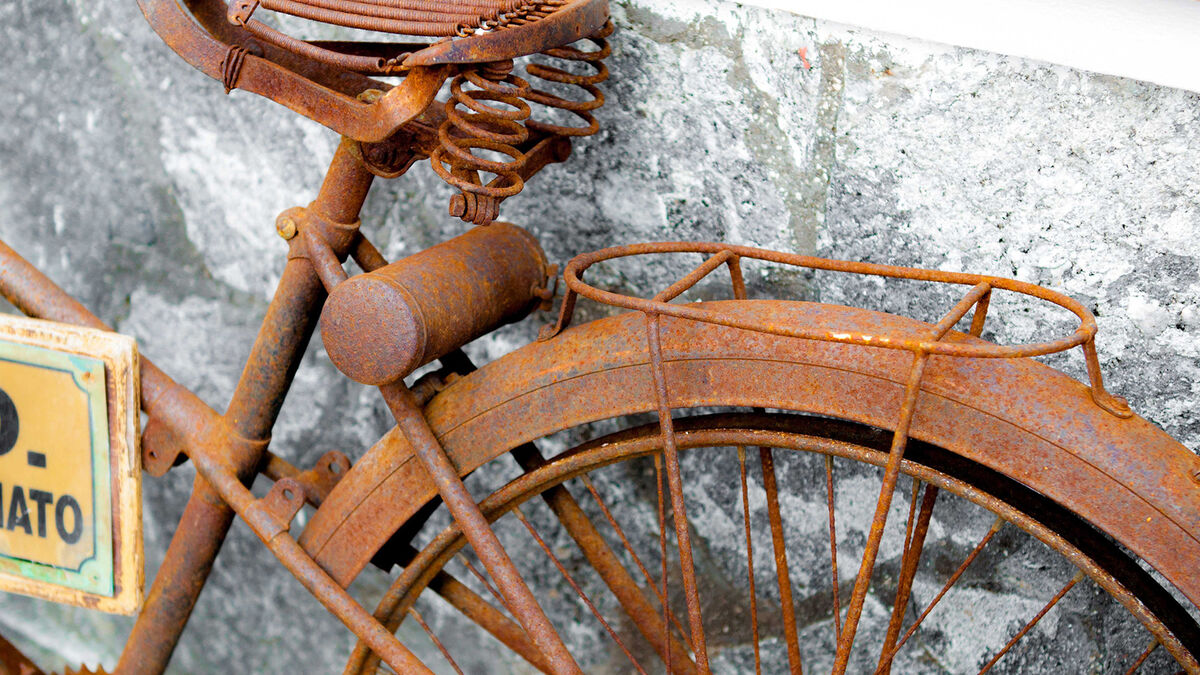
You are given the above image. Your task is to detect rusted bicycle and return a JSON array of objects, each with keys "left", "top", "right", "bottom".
[{"left": 0, "top": 0, "right": 1197, "bottom": 672}]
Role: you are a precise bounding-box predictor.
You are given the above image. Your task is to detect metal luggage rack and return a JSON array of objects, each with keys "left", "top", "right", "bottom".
[{"left": 543, "top": 241, "right": 1134, "bottom": 417}]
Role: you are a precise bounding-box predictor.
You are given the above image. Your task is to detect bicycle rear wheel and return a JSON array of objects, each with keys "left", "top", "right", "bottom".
[
  {"left": 325, "top": 242, "right": 1200, "bottom": 673},
  {"left": 351, "top": 412, "right": 1200, "bottom": 674}
]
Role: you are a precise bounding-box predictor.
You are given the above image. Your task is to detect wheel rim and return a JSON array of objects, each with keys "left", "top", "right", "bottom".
[{"left": 355, "top": 413, "right": 1200, "bottom": 674}]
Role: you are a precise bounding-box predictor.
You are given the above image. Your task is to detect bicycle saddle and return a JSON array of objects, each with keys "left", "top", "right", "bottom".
[
  {"left": 226, "top": 0, "right": 610, "bottom": 73},
  {"left": 138, "top": 0, "right": 610, "bottom": 223}
]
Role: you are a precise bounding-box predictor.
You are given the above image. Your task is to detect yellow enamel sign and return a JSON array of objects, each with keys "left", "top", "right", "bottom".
[
  {"left": 0, "top": 315, "right": 141, "bottom": 614},
  {"left": 0, "top": 350, "right": 106, "bottom": 577}
]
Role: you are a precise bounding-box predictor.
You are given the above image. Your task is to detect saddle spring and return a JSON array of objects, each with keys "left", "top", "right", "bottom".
[
  {"left": 432, "top": 20, "right": 614, "bottom": 225},
  {"left": 524, "top": 19, "right": 613, "bottom": 136},
  {"left": 431, "top": 61, "right": 532, "bottom": 226}
]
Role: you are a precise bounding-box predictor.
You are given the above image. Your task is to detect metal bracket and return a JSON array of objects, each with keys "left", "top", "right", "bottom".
[
  {"left": 350, "top": 133, "right": 424, "bottom": 179},
  {"left": 295, "top": 450, "right": 351, "bottom": 505},
  {"left": 246, "top": 477, "right": 306, "bottom": 541},
  {"left": 538, "top": 284, "right": 576, "bottom": 341},
  {"left": 227, "top": 0, "right": 260, "bottom": 26},
  {"left": 263, "top": 450, "right": 351, "bottom": 506},
  {"left": 533, "top": 264, "right": 558, "bottom": 311},
  {"left": 142, "top": 416, "right": 188, "bottom": 477}
]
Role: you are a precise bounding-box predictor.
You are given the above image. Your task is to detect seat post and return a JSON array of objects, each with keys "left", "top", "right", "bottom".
[
  {"left": 224, "top": 138, "right": 375, "bottom": 444},
  {"left": 116, "top": 142, "right": 374, "bottom": 675}
]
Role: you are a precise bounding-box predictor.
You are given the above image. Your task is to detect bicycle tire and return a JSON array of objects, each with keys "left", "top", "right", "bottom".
[{"left": 347, "top": 412, "right": 1200, "bottom": 673}]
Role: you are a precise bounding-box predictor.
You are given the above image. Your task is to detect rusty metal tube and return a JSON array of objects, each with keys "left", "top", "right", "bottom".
[
  {"left": 313, "top": 140, "right": 377, "bottom": 225},
  {"left": 223, "top": 257, "right": 327, "bottom": 446},
  {"left": 0, "top": 238, "right": 176, "bottom": 412},
  {"left": 379, "top": 382, "right": 581, "bottom": 674},
  {"left": 226, "top": 140, "right": 374, "bottom": 444},
  {"left": 321, "top": 222, "right": 548, "bottom": 385},
  {"left": 0, "top": 138, "right": 377, "bottom": 675},
  {"left": 120, "top": 141, "right": 374, "bottom": 674},
  {"left": 116, "top": 479, "right": 233, "bottom": 675}
]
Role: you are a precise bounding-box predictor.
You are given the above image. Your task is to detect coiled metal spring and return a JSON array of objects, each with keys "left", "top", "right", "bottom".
[
  {"left": 432, "top": 20, "right": 614, "bottom": 225},
  {"left": 523, "top": 19, "right": 612, "bottom": 136},
  {"left": 431, "top": 61, "right": 532, "bottom": 225}
]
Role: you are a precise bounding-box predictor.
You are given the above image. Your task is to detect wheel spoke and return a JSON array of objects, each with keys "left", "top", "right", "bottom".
[
  {"left": 834, "top": 354, "right": 930, "bottom": 674},
  {"left": 655, "top": 453, "right": 673, "bottom": 674},
  {"left": 381, "top": 383, "right": 580, "bottom": 674},
  {"left": 579, "top": 474, "right": 694, "bottom": 650},
  {"left": 761, "top": 446, "right": 804, "bottom": 674},
  {"left": 428, "top": 564, "right": 555, "bottom": 674},
  {"left": 408, "top": 607, "right": 466, "bottom": 675},
  {"left": 977, "top": 570, "right": 1085, "bottom": 674},
  {"left": 358, "top": 411, "right": 1199, "bottom": 675},
  {"left": 876, "top": 484, "right": 939, "bottom": 674},
  {"left": 646, "top": 312, "right": 711, "bottom": 671},
  {"left": 890, "top": 515, "right": 1005, "bottom": 656},
  {"left": 366, "top": 554, "right": 546, "bottom": 675},
  {"left": 1124, "top": 638, "right": 1159, "bottom": 675},
  {"left": 900, "top": 480, "right": 922, "bottom": 561},
  {"left": 511, "top": 444, "right": 697, "bottom": 672},
  {"left": 513, "top": 505, "right": 650, "bottom": 675},
  {"left": 457, "top": 553, "right": 517, "bottom": 619},
  {"left": 834, "top": 282, "right": 992, "bottom": 671},
  {"left": 826, "top": 454, "right": 841, "bottom": 644},
  {"left": 738, "top": 446, "right": 763, "bottom": 675}
]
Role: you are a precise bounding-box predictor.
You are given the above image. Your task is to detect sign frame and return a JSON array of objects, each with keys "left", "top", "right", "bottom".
[{"left": 0, "top": 314, "right": 142, "bottom": 615}]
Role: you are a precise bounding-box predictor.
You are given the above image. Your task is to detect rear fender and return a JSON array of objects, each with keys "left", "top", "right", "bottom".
[{"left": 299, "top": 300, "right": 1200, "bottom": 608}]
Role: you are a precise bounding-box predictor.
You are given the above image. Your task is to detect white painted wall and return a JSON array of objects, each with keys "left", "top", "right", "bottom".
[{"left": 746, "top": 0, "right": 1200, "bottom": 94}]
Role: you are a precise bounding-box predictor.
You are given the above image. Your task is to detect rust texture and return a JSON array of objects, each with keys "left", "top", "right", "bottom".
[
  {"left": 431, "top": 20, "right": 613, "bottom": 225},
  {"left": 0, "top": 632, "right": 45, "bottom": 675},
  {"left": 552, "top": 242, "right": 1169, "bottom": 672},
  {"left": 324, "top": 254, "right": 1200, "bottom": 672},
  {"left": 0, "top": 0, "right": 1198, "bottom": 669},
  {"left": 0, "top": 0, "right": 612, "bottom": 669},
  {"left": 5, "top": 218, "right": 1200, "bottom": 671},
  {"left": 321, "top": 222, "right": 550, "bottom": 385},
  {"left": 351, "top": 414, "right": 1200, "bottom": 673}
]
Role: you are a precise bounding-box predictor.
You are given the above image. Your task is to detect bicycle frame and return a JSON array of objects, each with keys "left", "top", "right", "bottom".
[
  {"left": 0, "top": 140, "right": 405, "bottom": 673},
  {"left": 3, "top": 0, "right": 1200, "bottom": 670},
  {"left": 4, "top": 109, "right": 1200, "bottom": 675}
]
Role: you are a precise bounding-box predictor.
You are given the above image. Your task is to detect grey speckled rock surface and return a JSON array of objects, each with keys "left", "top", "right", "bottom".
[{"left": 1, "top": 0, "right": 1197, "bottom": 672}]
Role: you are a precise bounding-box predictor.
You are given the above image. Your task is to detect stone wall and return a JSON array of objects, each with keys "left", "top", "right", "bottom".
[{"left": 1, "top": 0, "right": 1197, "bottom": 671}]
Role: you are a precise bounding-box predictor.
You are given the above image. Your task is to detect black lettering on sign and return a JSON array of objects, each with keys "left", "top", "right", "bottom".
[
  {"left": 56, "top": 495, "right": 82, "bottom": 545},
  {"left": 26, "top": 451, "right": 45, "bottom": 468},
  {"left": 29, "top": 489, "right": 52, "bottom": 538},
  {"left": 0, "top": 482, "right": 3, "bottom": 530},
  {"left": 0, "top": 388, "right": 16, "bottom": 457},
  {"left": 7, "top": 486, "right": 30, "bottom": 535}
]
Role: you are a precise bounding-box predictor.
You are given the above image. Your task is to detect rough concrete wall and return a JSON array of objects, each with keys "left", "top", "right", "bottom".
[{"left": 0, "top": 0, "right": 1197, "bottom": 671}]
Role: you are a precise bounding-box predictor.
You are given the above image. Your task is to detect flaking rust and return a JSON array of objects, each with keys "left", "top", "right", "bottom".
[{"left": 0, "top": 0, "right": 1198, "bottom": 669}]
